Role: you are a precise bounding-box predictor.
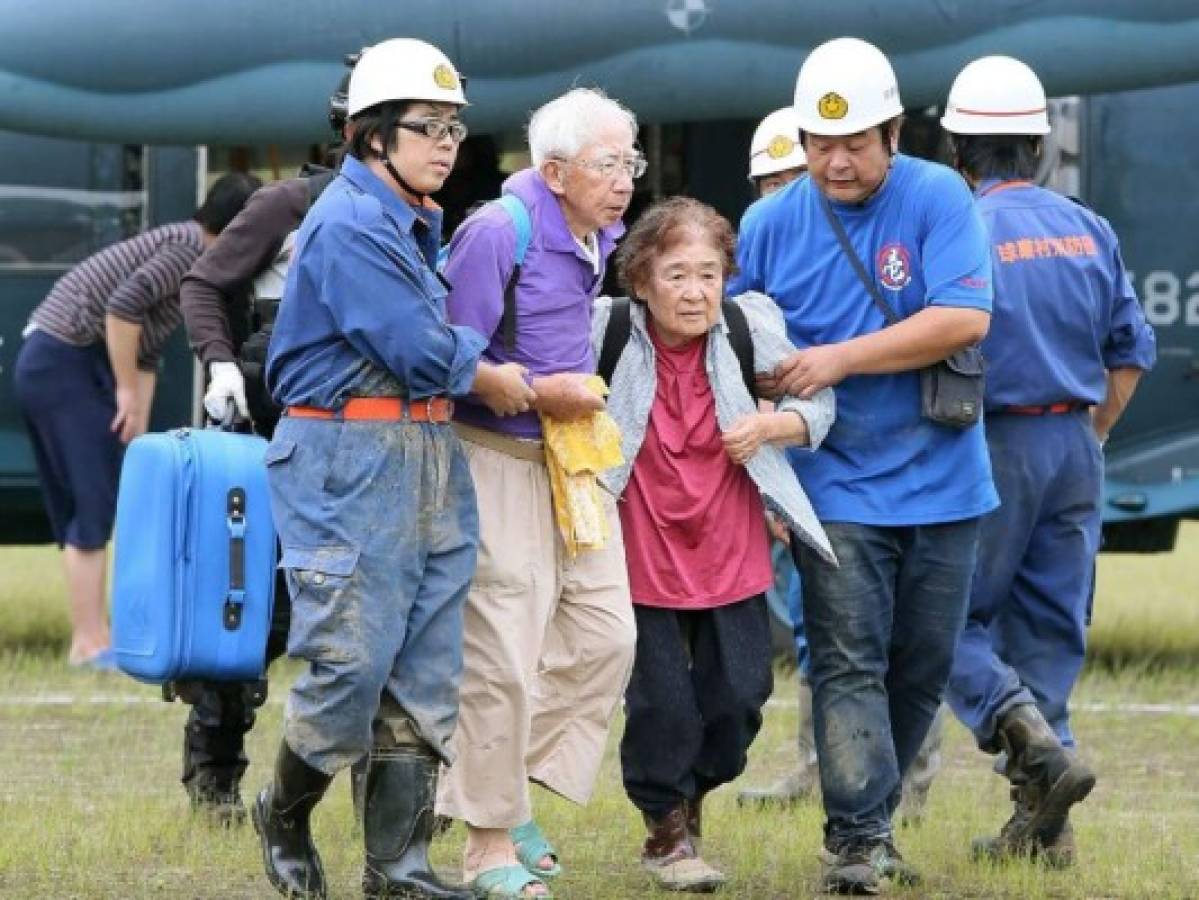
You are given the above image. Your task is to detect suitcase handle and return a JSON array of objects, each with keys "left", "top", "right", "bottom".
[{"left": 224, "top": 488, "right": 247, "bottom": 630}]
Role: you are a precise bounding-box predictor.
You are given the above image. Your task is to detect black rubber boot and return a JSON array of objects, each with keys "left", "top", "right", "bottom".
[
  {"left": 252, "top": 741, "right": 334, "bottom": 900},
  {"left": 361, "top": 745, "right": 472, "bottom": 899},
  {"left": 180, "top": 681, "right": 256, "bottom": 827},
  {"left": 978, "top": 703, "right": 1095, "bottom": 859}
]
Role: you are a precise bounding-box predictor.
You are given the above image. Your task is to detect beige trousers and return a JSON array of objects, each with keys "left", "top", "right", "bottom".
[{"left": 436, "top": 433, "right": 636, "bottom": 828}]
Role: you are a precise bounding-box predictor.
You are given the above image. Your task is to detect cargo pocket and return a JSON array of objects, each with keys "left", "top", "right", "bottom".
[
  {"left": 264, "top": 438, "right": 296, "bottom": 467},
  {"left": 280, "top": 545, "right": 363, "bottom": 662}
]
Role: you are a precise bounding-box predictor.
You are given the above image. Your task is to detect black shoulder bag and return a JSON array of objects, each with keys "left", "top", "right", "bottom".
[{"left": 818, "top": 195, "right": 984, "bottom": 429}]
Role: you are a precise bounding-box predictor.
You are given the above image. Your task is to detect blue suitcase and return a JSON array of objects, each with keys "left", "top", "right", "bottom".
[{"left": 111, "top": 428, "right": 277, "bottom": 683}]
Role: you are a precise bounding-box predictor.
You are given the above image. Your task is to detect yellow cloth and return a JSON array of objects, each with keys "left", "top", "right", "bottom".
[{"left": 540, "top": 376, "right": 624, "bottom": 557}]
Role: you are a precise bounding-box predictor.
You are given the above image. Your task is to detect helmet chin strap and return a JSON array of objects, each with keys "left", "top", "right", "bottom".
[{"left": 380, "top": 152, "right": 426, "bottom": 204}]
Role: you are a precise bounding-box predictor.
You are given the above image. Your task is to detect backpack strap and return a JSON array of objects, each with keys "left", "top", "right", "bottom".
[
  {"left": 494, "top": 194, "right": 532, "bottom": 352},
  {"left": 597, "top": 297, "right": 632, "bottom": 386},
  {"left": 721, "top": 299, "right": 757, "bottom": 399}
]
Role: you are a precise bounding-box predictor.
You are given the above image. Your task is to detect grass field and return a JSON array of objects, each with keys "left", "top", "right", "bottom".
[{"left": 1, "top": 529, "right": 1197, "bottom": 899}]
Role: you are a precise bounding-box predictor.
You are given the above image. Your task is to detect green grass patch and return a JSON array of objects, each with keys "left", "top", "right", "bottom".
[
  {"left": 0, "top": 528, "right": 1197, "bottom": 896},
  {"left": 0, "top": 656, "right": 1195, "bottom": 898}
]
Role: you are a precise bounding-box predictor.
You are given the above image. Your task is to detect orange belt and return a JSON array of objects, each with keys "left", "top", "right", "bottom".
[
  {"left": 1000, "top": 402, "right": 1086, "bottom": 416},
  {"left": 287, "top": 397, "right": 454, "bottom": 423}
]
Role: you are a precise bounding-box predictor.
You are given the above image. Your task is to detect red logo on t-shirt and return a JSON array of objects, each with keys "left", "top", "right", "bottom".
[{"left": 876, "top": 243, "right": 912, "bottom": 291}]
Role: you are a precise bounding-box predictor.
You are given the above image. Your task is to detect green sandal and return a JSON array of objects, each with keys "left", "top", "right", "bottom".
[
  {"left": 470, "top": 864, "right": 552, "bottom": 899},
  {"left": 510, "top": 820, "right": 562, "bottom": 879}
]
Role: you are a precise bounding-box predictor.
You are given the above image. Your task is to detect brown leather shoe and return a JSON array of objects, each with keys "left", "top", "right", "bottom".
[{"left": 642, "top": 807, "right": 726, "bottom": 893}]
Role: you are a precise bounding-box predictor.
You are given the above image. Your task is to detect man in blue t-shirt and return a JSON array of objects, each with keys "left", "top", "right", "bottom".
[
  {"left": 940, "top": 56, "right": 1155, "bottom": 869},
  {"left": 731, "top": 37, "right": 998, "bottom": 894}
]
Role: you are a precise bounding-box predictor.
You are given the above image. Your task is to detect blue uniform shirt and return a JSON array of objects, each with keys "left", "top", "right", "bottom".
[
  {"left": 975, "top": 179, "right": 1156, "bottom": 408},
  {"left": 731, "top": 154, "right": 999, "bottom": 526},
  {"left": 267, "top": 155, "right": 487, "bottom": 408}
]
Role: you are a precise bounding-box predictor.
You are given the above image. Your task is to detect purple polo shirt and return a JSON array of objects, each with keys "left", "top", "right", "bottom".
[{"left": 443, "top": 168, "right": 624, "bottom": 437}]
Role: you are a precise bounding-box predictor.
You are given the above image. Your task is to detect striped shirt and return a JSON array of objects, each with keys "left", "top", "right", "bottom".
[{"left": 31, "top": 220, "right": 205, "bottom": 369}]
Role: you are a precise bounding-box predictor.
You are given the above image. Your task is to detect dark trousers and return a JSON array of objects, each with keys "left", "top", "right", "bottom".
[
  {"left": 792, "top": 519, "right": 980, "bottom": 848},
  {"left": 13, "top": 329, "right": 124, "bottom": 549},
  {"left": 946, "top": 411, "right": 1101, "bottom": 750},
  {"left": 620, "top": 596, "right": 773, "bottom": 817}
]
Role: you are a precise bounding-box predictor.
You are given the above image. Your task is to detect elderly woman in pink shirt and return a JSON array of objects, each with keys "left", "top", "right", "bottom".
[{"left": 592, "top": 196, "right": 835, "bottom": 892}]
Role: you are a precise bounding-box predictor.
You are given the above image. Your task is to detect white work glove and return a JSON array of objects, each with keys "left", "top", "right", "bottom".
[{"left": 204, "top": 360, "right": 249, "bottom": 423}]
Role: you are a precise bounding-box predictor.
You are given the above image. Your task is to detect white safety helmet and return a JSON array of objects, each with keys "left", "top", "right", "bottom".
[
  {"left": 749, "top": 107, "right": 808, "bottom": 179},
  {"left": 347, "top": 38, "right": 467, "bottom": 117},
  {"left": 941, "top": 56, "right": 1050, "bottom": 136},
  {"left": 793, "top": 37, "right": 903, "bottom": 136}
]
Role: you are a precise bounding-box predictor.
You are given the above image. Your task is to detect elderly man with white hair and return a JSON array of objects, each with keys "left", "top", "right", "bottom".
[{"left": 438, "top": 87, "right": 641, "bottom": 898}]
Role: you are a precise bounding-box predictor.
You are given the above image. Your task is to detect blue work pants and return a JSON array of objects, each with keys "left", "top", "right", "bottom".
[
  {"left": 946, "top": 410, "right": 1101, "bottom": 750},
  {"left": 264, "top": 416, "right": 478, "bottom": 774},
  {"left": 792, "top": 518, "right": 979, "bottom": 847}
]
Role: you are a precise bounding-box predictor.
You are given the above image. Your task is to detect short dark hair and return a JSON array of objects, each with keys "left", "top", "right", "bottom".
[
  {"left": 346, "top": 101, "right": 415, "bottom": 162},
  {"left": 194, "top": 172, "right": 262, "bottom": 234},
  {"left": 951, "top": 134, "right": 1041, "bottom": 181},
  {"left": 616, "top": 196, "right": 737, "bottom": 296}
]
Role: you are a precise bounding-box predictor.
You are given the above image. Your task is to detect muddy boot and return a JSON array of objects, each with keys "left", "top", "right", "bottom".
[
  {"left": 252, "top": 740, "right": 333, "bottom": 899},
  {"left": 361, "top": 745, "right": 472, "bottom": 899},
  {"left": 973, "top": 704, "right": 1095, "bottom": 861},
  {"left": 180, "top": 681, "right": 257, "bottom": 827},
  {"left": 819, "top": 838, "right": 920, "bottom": 895},
  {"left": 737, "top": 676, "right": 819, "bottom": 807},
  {"left": 1038, "top": 816, "right": 1077, "bottom": 868},
  {"left": 641, "top": 806, "right": 726, "bottom": 893},
  {"left": 973, "top": 787, "right": 1079, "bottom": 868},
  {"left": 185, "top": 764, "right": 247, "bottom": 828}
]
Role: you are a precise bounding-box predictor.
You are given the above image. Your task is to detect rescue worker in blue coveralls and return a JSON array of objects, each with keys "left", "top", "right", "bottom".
[
  {"left": 175, "top": 60, "right": 356, "bottom": 829},
  {"left": 252, "top": 38, "right": 534, "bottom": 900},
  {"left": 730, "top": 38, "right": 998, "bottom": 894},
  {"left": 940, "top": 56, "right": 1156, "bottom": 867}
]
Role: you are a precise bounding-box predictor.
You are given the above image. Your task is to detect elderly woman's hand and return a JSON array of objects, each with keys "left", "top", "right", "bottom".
[
  {"left": 532, "top": 373, "right": 606, "bottom": 421},
  {"left": 722, "top": 414, "right": 775, "bottom": 465},
  {"left": 723, "top": 410, "right": 811, "bottom": 465}
]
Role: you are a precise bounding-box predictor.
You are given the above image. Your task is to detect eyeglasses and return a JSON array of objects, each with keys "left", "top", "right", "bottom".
[
  {"left": 396, "top": 118, "right": 469, "bottom": 143},
  {"left": 557, "top": 154, "right": 648, "bottom": 180}
]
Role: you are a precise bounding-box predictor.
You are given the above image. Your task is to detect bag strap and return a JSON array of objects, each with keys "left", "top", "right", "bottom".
[
  {"left": 597, "top": 297, "right": 632, "bottom": 386},
  {"left": 493, "top": 194, "right": 532, "bottom": 353},
  {"left": 597, "top": 297, "right": 756, "bottom": 399},
  {"left": 496, "top": 194, "right": 532, "bottom": 264},
  {"left": 721, "top": 299, "right": 757, "bottom": 399},
  {"left": 818, "top": 193, "right": 901, "bottom": 327}
]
